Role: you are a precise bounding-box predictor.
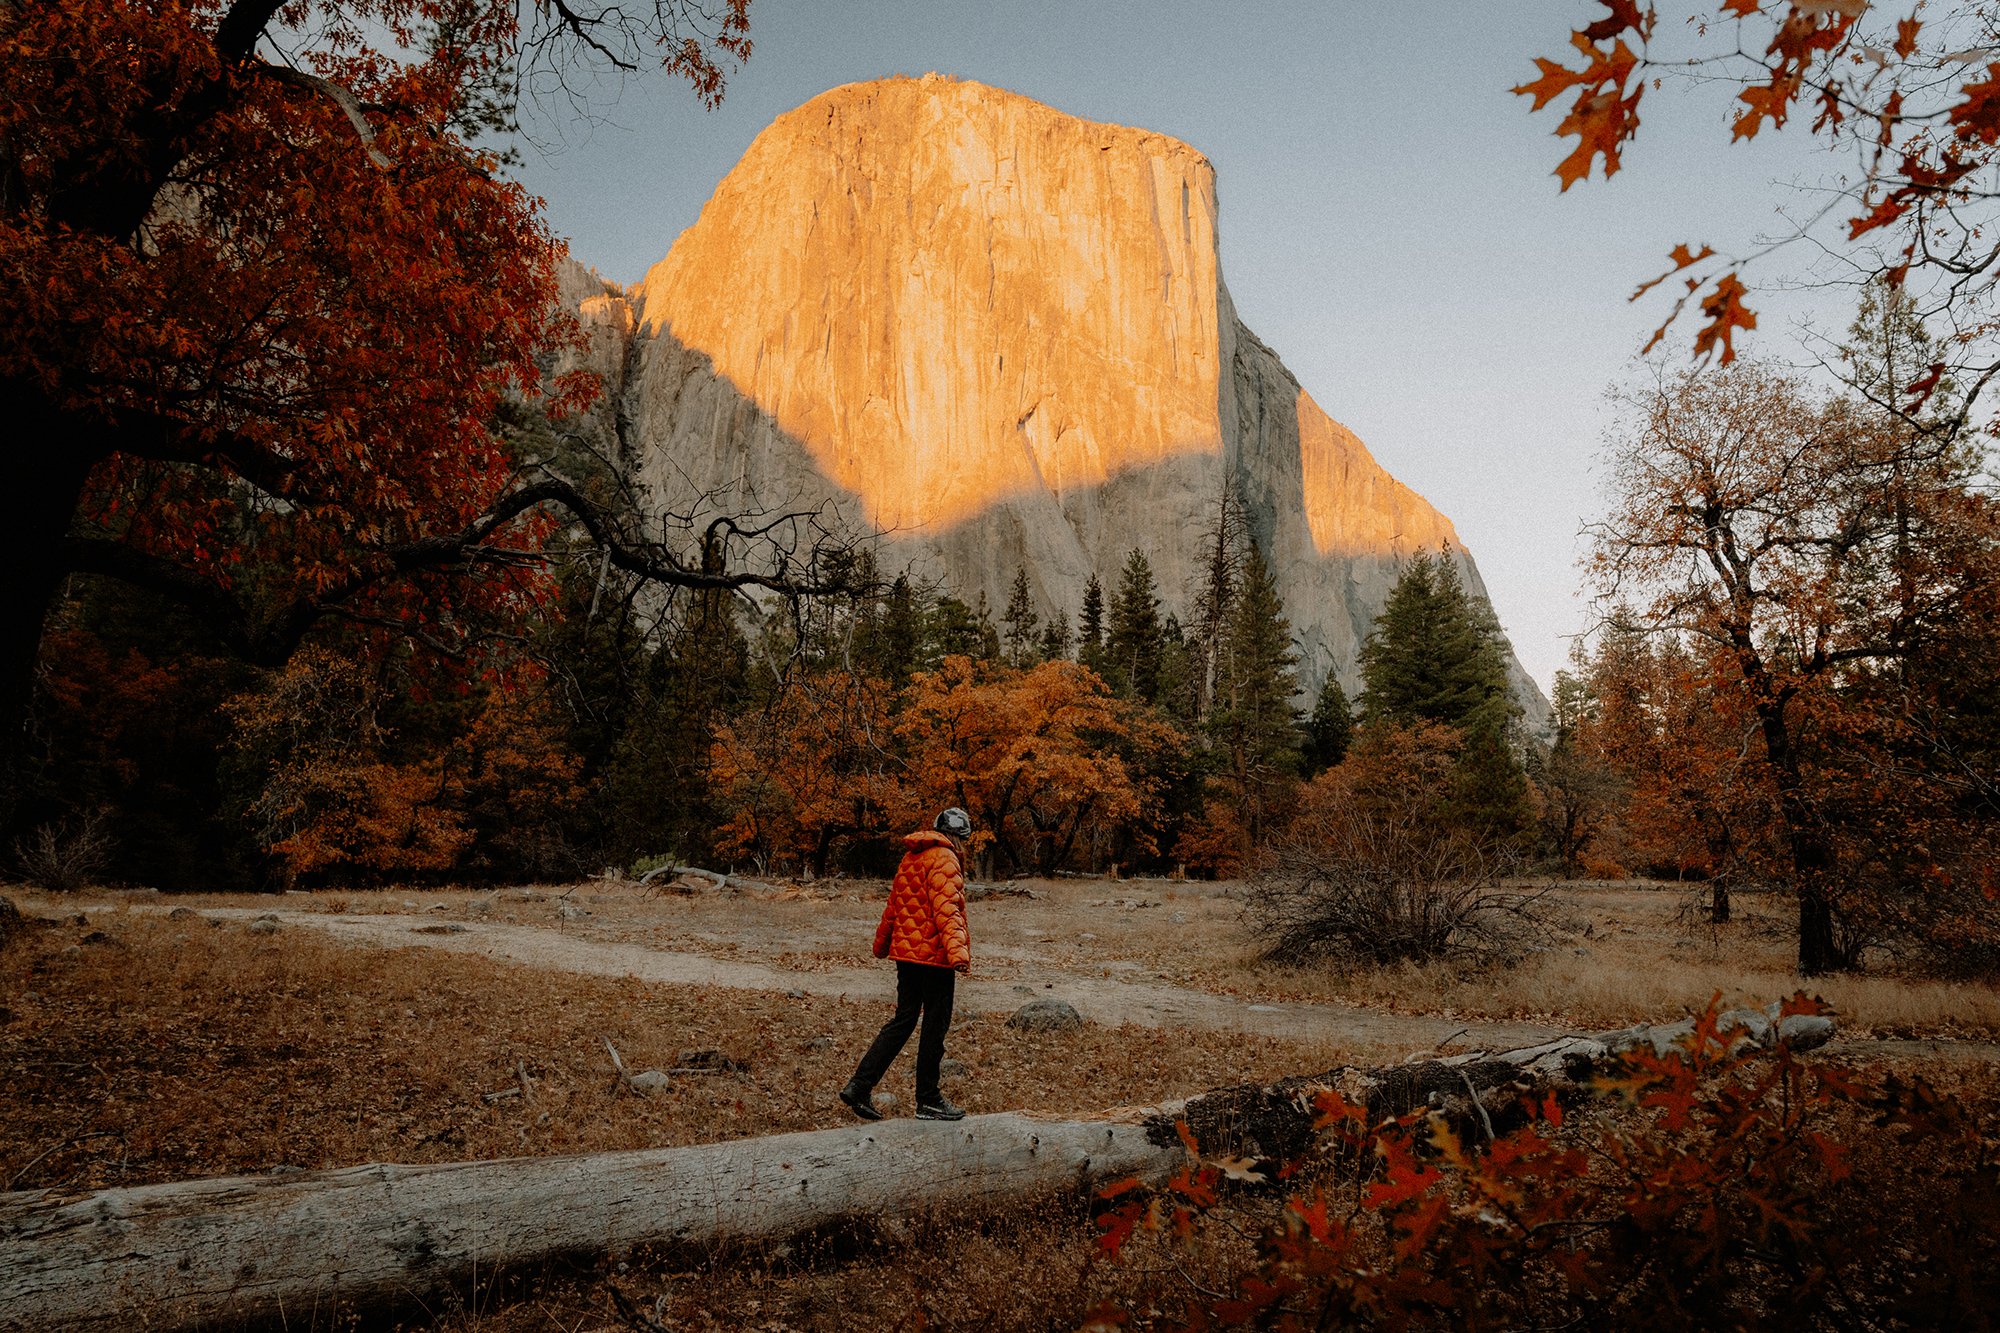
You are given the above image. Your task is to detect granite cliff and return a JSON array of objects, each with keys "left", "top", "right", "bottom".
[{"left": 567, "top": 75, "right": 1544, "bottom": 720}]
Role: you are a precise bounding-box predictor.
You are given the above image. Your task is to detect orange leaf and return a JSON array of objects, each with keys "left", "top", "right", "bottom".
[
  {"left": 1733, "top": 77, "right": 1799, "bottom": 140},
  {"left": 1895, "top": 15, "right": 1922, "bottom": 59},
  {"left": 1513, "top": 56, "right": 1586, "bottom": 111},
  {"left": 1632, "top": 242, "right": 1717, "bottom": 299},
  {"left": 1692, "top": 272, "right": 1758, "bottom": 363},
  {"left": 1095, "top": 1176, "right": 1145, "bottom": 1201},
  {"left": 1949, "top": 63, "right": 2000, "bottom": 143},
  {"left": 1720, "top": 0, "right": 1761, "bottom": 16},
  {"left": 1555, "top": 86, "right": 1643, "bottom": 189},
  {"left": 1847, "top": 193, "right": 1908, "bottom": 238}
]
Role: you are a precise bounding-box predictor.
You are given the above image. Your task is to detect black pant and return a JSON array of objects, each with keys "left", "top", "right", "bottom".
[{"left": 849, "top": 961, "right": 956, "bottom": 1104}]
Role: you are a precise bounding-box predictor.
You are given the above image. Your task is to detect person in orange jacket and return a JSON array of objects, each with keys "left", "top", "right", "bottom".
[{"left": 839, "top": 807, "right": 973, "bottom": 1122}]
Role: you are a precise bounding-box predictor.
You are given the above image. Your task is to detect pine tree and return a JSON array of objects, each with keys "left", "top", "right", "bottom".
[
  {"left": 1157, "top": 613, "right": 1198, "bottom": 723},
  {"left": 1357, "top": 551, "right": 1529, "bottom": 846},
  {"left": 974, "top": 591, "right": 1002, "bottom": 662},
  {"left": 1078, "top": 574, "right": 1108, "bottom": 677},
  {"left": 1038, "top": 605, "right": 1073, "bottom": 662},
  {"left": 1211, "top": 543, "right": 1301, "bottom": 834},
  {"left": 1108, "top": 549, "right": 1164, "bottom": 703},
  {"left": 856, "top": 572, "right": 923, "bottom": 684},
  {"left": 1451, "top": 721, "right": 1537, "bottom": 846},
  {"left": 924, "top": 595, "right": 987, "bottom": 665},
  {"left": 1303, "top": 674, "right": 1353, "bottom": 776},
  {"left": 1190, "top": 479, "right": 1249, "bottom": 719},
  {"left": 1001, "top": 567, "right": 1040, "bottom": 666},
  {"left": 601, "top": 584, "right": 747, "bottom": 863},
  {"left": 1357, "top": 552, "right": 1513, "bottom": 734}
]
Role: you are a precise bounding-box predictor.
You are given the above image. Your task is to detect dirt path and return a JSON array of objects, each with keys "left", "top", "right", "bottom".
[{"left": 161, "top": 906, "right": 1565, "bottom": 1054}]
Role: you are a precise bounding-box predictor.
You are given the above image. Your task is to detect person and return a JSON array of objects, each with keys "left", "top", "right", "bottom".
[{"left": 839, "top": 807, "right": 973, "bottom": 1122}]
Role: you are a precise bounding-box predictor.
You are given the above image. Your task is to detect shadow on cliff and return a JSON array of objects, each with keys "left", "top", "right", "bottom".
[
  {"left": 616, "top": 323, "right": 1547, "bottom": 722},
  {"left": 618, "top": 326, "right": 1463, "bottom": 711}
]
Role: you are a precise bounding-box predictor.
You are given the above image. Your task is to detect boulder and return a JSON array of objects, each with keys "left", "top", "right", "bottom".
[{"left": 1006, "top": 998, "right": 1083, "bottom": 1033}]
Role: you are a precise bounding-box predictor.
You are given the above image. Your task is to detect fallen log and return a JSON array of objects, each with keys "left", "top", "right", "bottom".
[
  {"left": 634, "top": 864, "right": 782, "bottom": 894},
  {"left": 0, "top": 1004, "right": 1832, "bottom": 1333}
]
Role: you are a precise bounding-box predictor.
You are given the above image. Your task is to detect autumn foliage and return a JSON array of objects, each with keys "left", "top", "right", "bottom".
[
  {"left": 220, "top": 645, "right": 582, "bottom": 886},
  {"left": 898, "top": 657, "right": 1180, "bottom": 877},
  {"left": 0, "top": 0, "right": 772, "bottom": 825},
  {"left": 1088, "top": 998, "right": 2000, "bottom": 1330},
  {"left": 1521, "top": 0, "right": 2000, "bottom": 373},
  {"left": 1569, "top": 351, "right": 2000, "bottom": 973},
  {"left": 709, "top": 670, "right": 903, "bottom": 876}
]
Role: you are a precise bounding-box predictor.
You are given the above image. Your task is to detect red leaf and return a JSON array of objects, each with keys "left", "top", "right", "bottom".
[
  {"left": 1094, "top": 1200, "right": 1144, "bottom": 1258},
  {"left": 1950, "top": 64, "right": 2000, "bottom": 143},
  {"left": 1582, "top": 0, "right": 1652, "bottom": 42}
]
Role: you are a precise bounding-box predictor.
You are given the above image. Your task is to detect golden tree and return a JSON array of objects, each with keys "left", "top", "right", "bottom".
[{"left": 897, "top": 657, "right": 1174, "bottom": 876}]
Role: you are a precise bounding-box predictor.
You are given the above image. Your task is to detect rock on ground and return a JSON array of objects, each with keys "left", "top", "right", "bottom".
[{"left": 1007, "top": 998, "right": 1083, "bottom": 1033}]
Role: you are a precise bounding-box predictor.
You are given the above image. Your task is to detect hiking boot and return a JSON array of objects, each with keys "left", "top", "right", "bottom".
[
  {"left": 838, "top": 1083, "right": 883, "bottom": 1122},
  {"left": 916, "top": 1095, "right": 966, "bottom": 1121}
]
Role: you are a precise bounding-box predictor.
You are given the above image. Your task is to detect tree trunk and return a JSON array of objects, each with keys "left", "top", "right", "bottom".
[
  {"left": 0, "top": 381, "right": 98, "bottom": 820},
  {"left": 1750, "top": 694, "right": 1853, "bottom": 976},
  {"left": 1798, "top": 882, "right": 1843, "bottom": 974},
  {"left": 0, "top": 1007, "right": 1833, "bottom": 1333}
]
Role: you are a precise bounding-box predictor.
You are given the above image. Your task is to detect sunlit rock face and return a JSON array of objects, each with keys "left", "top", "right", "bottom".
[{"left": 571, "top": 74, "right": 1544, "bottom": 719}]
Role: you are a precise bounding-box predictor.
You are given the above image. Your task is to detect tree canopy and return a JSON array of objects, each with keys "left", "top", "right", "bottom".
[
  {"left": 1590, "top": 354, "right": 2000, "bottom": 972},
  {"left": 0, "top": 0, "right": 810, "bottom": 812}
]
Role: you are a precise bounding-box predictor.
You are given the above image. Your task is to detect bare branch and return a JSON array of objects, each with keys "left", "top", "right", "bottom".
[{"left": 256, "top": 65, "right": 393, "bottom": 170}]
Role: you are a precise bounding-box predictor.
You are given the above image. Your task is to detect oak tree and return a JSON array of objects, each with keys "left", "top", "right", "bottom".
[
  {"left": 897, "top": 656, "right": 1170, "bottom": 876},
  {"left": 1591, "top": 357, "right": 2000, "bottom": 972},
  {"left": 0, "top": 0, "right": 831, "bottom": 818}
]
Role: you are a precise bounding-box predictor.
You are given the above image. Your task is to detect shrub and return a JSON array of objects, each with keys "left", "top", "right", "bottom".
[
  {"left": 1244, "top": 723, "right": 1537, "bottom": 966},
  {"left": 12, "top": 809, "right": 113, "bottom": 892},
  {"left": 1089, "top": 997, "right": 2000, "bottom": 1330}
]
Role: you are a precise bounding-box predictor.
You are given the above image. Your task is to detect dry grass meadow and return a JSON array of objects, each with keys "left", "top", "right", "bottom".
[{"left": 3, "top": 873, "right": 1997, "bottom": 1330}]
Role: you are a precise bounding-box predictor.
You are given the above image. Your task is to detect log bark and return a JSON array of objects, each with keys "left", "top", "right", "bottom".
[
  {"left": 0, "top": 1005, "right": 1832, "bottom": 1332},
  {"left": 634, "top": 864, "right": 781, "bottom": 894}
]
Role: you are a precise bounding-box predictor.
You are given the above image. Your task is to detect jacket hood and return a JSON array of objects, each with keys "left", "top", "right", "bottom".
[{"left": 902, "top": 829, "right": 958, "bottom": 853}]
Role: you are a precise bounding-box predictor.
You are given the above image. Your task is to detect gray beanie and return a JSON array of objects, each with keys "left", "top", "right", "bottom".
[{"left": 934, "top": 807, "right": 972, "bottom": 840}]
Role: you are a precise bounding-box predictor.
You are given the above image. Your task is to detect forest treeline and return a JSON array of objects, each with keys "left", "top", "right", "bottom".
[
  {"left": 12, "top": 288, "right": 2000, "bottom": 979},
  {"left": 15, "top": 422, "right": 1538, "bottom": 891}
]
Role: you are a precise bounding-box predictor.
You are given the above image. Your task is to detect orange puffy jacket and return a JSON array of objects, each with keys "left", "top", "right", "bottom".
[{"left": 873, "top": 830, "right": 970, "bottom": 971}]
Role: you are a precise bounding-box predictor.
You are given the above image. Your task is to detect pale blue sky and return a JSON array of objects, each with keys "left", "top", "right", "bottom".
[{"left": 509, "top": 1, "right": 1855, "bottom": 692}]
